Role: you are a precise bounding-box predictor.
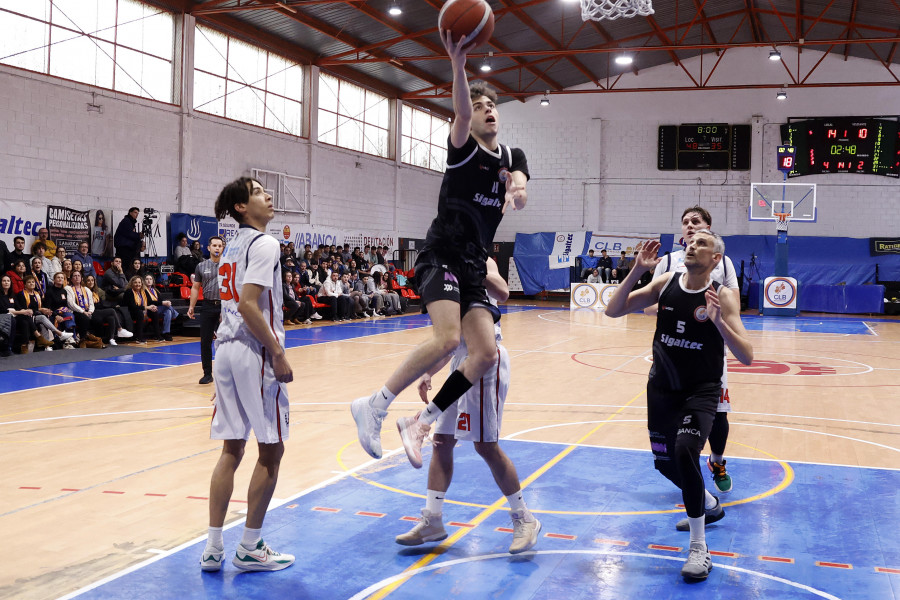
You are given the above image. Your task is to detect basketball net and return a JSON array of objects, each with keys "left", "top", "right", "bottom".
[
  {"left": 580, "top": 0, "right": 654, "bottom": 21},
  {"left": 774, "top": 212, "right": 790, "bottom": 234}
]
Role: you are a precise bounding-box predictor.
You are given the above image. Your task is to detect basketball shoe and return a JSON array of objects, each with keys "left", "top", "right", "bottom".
[
  {"left": 396, "top": 412, "right": 431, "bottom": 469},
  {"left": 509, "top": 510, "right": 541, "bottom": 554},
  {"left": 351, "top": 395, "right": 387, "bottom": 459},
  {"left": 675, "top": 496, "right": 724, "bottom": 531},
  {"left": 395, "top": 509, "right": 447, "bottom": 546},
  {"left": 232, "top": 539, "right": 294, "bottom": 571},
  {"left": 199, "top": 546, "right": 224, "bottom": 572},
  {"left": 681, "top": 541, "right": 713, "bottom": 580},
  {"left": 707, "top": 458, "right": 732, "bottom": 493}
]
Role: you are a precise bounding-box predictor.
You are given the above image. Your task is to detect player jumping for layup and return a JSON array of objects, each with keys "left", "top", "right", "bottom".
[
  {"left": 351, "top": 31, "right": 529, "bottom": 473},
  {"left": 200, "top": 177, "right": 294, "bottom": 573},
  {"left": 606, "top": 231, "right": 753, "bottom": 580}
]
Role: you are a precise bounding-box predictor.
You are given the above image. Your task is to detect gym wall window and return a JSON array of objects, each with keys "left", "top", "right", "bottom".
[
  {"left": 318, "top": 72, "right": 391, "bottom": 159},
  {"left": 400, "top": 104, "right": 449, "bottom": 172}
]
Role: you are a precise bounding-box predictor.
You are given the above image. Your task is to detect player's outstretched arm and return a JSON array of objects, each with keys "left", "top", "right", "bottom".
[
  {"left": 483, "top": 257, "right": 509, "bottom": 302},
  {"left": 442, "top": 30, "right": 472, "bottom": 148},
  {"left": 605, "top": 241, "right": 665, "bottom": 318},
  {"left": 706, "top": 286, "right": 753, "bottom": 365},
  {"left": 239, "top": 283, "right": 293, "bottom": 383}
]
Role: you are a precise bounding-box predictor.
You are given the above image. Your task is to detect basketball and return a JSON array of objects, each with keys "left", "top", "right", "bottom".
[{"left": 438, "top": 0, "right": 495, "bottom": 50}]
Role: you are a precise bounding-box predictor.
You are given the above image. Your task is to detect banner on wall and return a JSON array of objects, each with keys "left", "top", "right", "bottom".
[
  {"left": 870, "top": 237, "right": 900, "bottom": 255},
  {"left": 217, "top": 218, "right": 397, "bottom": 258},
  {"left": 549, "top": 232, "right": 591, "bottom": 270},
  {"left": 0, "top": 201, "right": 45, "bottom": 248},
  {"left": 46, "top": 205, "right": 90, "bottom": 254},
  {"left": 587, "top": 233, "right": 659, "bottom": 256},
  {"left": 170, "top": 213, "right": 218, "bottom": 256},
  {"left": 90, "top": 209, "right": 115, "bottom": 258}
]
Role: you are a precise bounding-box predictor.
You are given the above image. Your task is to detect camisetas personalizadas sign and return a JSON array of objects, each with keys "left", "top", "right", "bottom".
[{"left": 46, "top": 205, "right": 90, "bottom": 255}]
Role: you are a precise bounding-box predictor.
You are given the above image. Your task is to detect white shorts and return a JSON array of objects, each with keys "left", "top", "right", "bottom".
[
  {"left": 434, "top": 345, "right": 509, "bottom": 442},
  {"left": 210, "top": 341, "right": 290, "bottom": 444}
]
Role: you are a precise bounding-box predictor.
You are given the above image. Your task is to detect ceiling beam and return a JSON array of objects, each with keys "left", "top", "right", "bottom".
[
  {"left": 843, "top": 0, "right": 859, "bottom": 61},
  {"left": 745, "top": 0, "right": 761, "bottom": 43}
]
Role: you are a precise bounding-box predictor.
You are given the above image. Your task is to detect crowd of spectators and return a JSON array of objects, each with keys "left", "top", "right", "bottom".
[{"left": 578, "top": 248, "right": 633, "bottom": 283}]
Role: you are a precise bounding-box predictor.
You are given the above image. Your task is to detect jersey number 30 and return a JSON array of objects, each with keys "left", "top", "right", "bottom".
[{"left": 219, "top": 262, "right": 240, "bottom": 301}]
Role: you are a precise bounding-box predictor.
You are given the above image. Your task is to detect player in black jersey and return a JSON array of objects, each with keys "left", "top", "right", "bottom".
[
  {"left": 352, "top": 31, "right": 529, "bottom": 474},
  {"left": 606, "top": 230, "right": 753, "bottom": 581}
]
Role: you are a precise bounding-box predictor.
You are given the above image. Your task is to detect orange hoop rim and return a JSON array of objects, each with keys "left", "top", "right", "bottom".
[{"left": 774, "top": 212, "right": 791, "bottom": 222}]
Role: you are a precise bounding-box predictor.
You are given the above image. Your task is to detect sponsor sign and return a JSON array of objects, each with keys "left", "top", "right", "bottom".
[
  {"left": 0, "top": 200, "right": 45, "bottom": 248},
  {"left": 870, "top": 237, "right": 900, "bottom": 255},
  {"left": 763, "top": 276, "right": 798, "bottom": 309},
  {"left": 550, "top": 231, "right": 589, "bottom": 270},
  {"left": 588, "top": 233, "right": 657, "bottom": 255},
  {"left": 570, "top": 283, "right": 619, "bottom": 310},
  {"left": 46, "top": 205, "right": 90, "bottom": 254}
]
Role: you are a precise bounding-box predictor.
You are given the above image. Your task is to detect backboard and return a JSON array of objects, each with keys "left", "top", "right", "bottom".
[{"left": 749, "top": 182, "right": 817, "bottom": 222}]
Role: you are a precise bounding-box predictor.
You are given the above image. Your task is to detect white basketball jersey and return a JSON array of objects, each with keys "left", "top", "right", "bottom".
[
  {"left": 453, "top": 295, "right": 502, "bottom": 360},
  {"left": 654, "top": 249, "right": 738, "bottom": 289},
  {"left": 215, "top": 225, "right": 285, "bottom": 351}
]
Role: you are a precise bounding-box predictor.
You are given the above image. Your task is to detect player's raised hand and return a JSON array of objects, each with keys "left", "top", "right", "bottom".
[
  {"left": 503, "top": 176, "right": 523, "bottom": 214},
  {"left": 705, "top": 288, "right": 722, "bottom": 324},
  {"left": 272, "top": 352, "right": 293, "bottom": 383},
  {"left": 634, "top": 240, "right": 662, "bottom": 271},
  {"left": 441, "top": 29, "right": 469, "bottom": 64},
  {"left": 417, "top": 374, "right": 433, "bottom": 403}
]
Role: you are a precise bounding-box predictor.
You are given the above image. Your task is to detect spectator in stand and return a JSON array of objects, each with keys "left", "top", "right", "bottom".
[
  {"left": 341, "top": 243, "right": 352, "bottom": 263},
  {"left": 190, "top": 240, "right": 204, "bottom": 262},
  {"left": 16, "top": 274, "right": 74, "bottom": 350},
  {"left": 315, "top": 259, "right": 330, "bottom": 285},
  {"left": 114, "top": 207, "right": 143, "bottom": 266},
  {"left": 597, "top": 249, "right": 613, "bottom": 283},
  {"left": 319, "top": 271, "right": 349, "bottom": 322},
  {"left": 93, "top": 210, "right": 113, "bottom": 257},
  {"left": 84, "top": 273, "right": 132, "bottom": 340},
  {"left": 144, "top": 274, "right": 176, "bottom": 342},
  {"left": 30, "top": 256, "right": 50, "bottom": 296},
  {"left": 1, "top": 274, "right": 31, "bottom": 355},
  {"left": 60, "top": 258, "right": 73, "bottom": 284},
  {"left": 73, "top": 241, "right": 96, "bottom": 279},
  {"left": 9, "top": 236, "right": 30, "bottom": 271},
  {"left": 124, "top": 275, "right": 161, "bottom": 345},
  {"left": 101, "top": 256, "right": 128, "bottom": 304},
  {"left": 586, "top": 269, "right": 601, "bottom": 284},
  {"left": 613, "top": 250, "right": 630, "bottom": 283},
  {"left": 72, "top": 260, "right": 84, "bottom": 281},
  {"left": 373, "top": 271, "right": 401, "bottom": 315},
  {"left": 44, "top": 271, "right": 77, "bottom": 344},
  {"left": 341, "top": 272, "right": 371, "bottom": 318},
  {"left": 31, "top": 227, "right": 57, "bottom": 259},
  {"left": 282, "top": 271, "right": 309, "bottom": 325},
  {"left": 174, "top": 233, "right": 191, "bottom": 260},
  {"left": 0, "top": 238, "right": 8, "bottom": 277},
  {"left": 579, "top": 249, "right": 599, "bottom": 281},
  {"left": 356, "top": 273, "right": 384, "bottom": 316},
  {"left": 66, "top": 271, "right": 114, "bottom": 348},
  {"left": 7, "top": 259, "right": 28, "bottom": 294},
  {"left": 34, "top": 243, "right": 57, "bottom": 279},
  {"left": 287, "top": 242, "right": 298, "bottom": 260},
  {"left": 125, "top": 258, "right": 145, "bottom": 281},
  {"left": 297, "top": 261, "right": 319, "bottom": 296}
]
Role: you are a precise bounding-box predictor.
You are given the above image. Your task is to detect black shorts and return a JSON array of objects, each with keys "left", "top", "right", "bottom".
[
  {"left": 415, "top": 250, "right": 500, "bottom": 322},
  {"left": 646, "top": 381, "right": 719, "bottom": 463}
]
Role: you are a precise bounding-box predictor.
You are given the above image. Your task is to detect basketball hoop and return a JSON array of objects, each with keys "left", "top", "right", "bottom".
[
  {"left": 580, "top": 0, "right": 654, "bottom": 21},
  {"left": 774, "top": 212, "right": 790, "bottom": 233}
]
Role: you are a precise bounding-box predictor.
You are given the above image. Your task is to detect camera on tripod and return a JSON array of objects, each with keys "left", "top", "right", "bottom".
[{"left": 142, "top": 208, "right": 158, "bottom": 235}]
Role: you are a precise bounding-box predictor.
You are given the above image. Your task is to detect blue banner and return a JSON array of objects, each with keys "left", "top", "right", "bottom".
[{"left": 169, "top": 213, "right": 218, "bottom": 257}]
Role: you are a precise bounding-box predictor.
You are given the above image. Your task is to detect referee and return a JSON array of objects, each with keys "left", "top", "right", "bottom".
[{"left": 187, "top": 235, "right": 225, "bottom": 384}]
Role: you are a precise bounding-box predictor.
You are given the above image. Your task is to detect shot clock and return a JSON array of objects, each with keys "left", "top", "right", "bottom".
[{"left": 780, "top": 117, "right": 900, "bottom": 178}]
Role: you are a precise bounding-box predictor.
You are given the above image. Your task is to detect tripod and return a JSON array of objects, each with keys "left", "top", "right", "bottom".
[
  {"left": 745, "top": 253, "right": 762, "bottom": 287},
  {"left": 142, "top": 221, "right": 157, "bottom": 257}
]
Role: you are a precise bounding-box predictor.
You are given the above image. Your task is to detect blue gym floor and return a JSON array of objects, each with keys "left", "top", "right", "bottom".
[{"left": 63, "top": 443, "right": 899, "bottom": 600}]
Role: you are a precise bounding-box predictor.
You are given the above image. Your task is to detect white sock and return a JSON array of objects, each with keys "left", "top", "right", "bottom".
[
  {"left": 240, "top": 527, "right": 261, "bottom": 549},
  {"left": 688, "top": 516, "right": 706, "bottom": 545},
  {"left": 419, "top": 402, "right": 442, "bottom": 425},
  {"left": 371, "top": 386, "right": 395, "bottom": 411},
  {"left": 207, "top": 526, "right": 224, "bottom": 549},
  {"left": 506, "top": 490, "right": 527, "bottom": 513},
  {"left": 709, "top": 453, "right": 724, "bottom": 464},
  {"left": 704, "top": 489, "right": 718, "bottom": 510},
  {"left": 425, "top": 489, "right": 445, "bottom": 515}
]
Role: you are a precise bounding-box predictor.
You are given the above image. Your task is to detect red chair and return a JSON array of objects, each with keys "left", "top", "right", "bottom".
[{"left": 93, "top": 260, "right": 106, "bottom": 276}]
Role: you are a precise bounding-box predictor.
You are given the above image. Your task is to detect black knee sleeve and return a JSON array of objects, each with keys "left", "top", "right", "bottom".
[
  {"left": 674, "top": 436, "right": 705, "bottom": 518},
  {"left": 708, "top": 411, "right": 729, "bottom": 456}
]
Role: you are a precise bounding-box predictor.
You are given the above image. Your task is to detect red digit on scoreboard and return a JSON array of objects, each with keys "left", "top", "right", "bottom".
[
  {"left": 827, "top": 129, "right": 837, "bottom": 138},
  {"left": 858, "top": 128, "right": 867, "bottom": 139}
]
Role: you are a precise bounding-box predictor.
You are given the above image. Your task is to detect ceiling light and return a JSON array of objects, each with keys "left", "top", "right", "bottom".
[
  {"left": 540, "top": 91, "right": 550, "bottom": 106},
  {"left": 480, "top": 51, "right": 493, "bottom": 72},
  {"left": 615, "top": 54, "right": 633, "bottom": 65},
  {"left": 776, "top": 89, "right": 787, "bottom": 100},
  {"left": 388, "top": 3, "right": 401, "bottom": 16},
  {"left": 769, "top": 49, "right": 782, "bottom": 61}
]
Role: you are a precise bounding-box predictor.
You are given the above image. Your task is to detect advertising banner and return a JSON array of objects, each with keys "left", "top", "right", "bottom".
[
  {"left": 0, "top": 200, "right": 45, "bottom": 248},
  {"left": 46, "top": 205, "right": 90, "bottom": 254},
  {"left": 549, "top": 231, "right": 591, "bottom": 270}
]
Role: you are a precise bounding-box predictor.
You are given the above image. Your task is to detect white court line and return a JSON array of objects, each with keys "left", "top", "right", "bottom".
[
  {"left": 863, "top": 321, "right": 878, "bottom": 336},
  {"left": 91, "top": 359, "right": 184, "bottom": 367},
  {"left": 346, "top": 550, "right": 843, "bottom": 600},
  {"left": 56, "top": 447, "right": 407, "bottom": 600}
]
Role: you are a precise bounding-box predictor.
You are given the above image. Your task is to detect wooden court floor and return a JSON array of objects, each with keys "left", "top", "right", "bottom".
[{"left": 1, "top": 303, "right": 898, "bottom": 599}]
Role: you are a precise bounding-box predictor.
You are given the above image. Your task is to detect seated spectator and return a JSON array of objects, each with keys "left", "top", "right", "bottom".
[
  {"left": 319, "top": 271, "right": 350, "bottom": 322},
  {"left": 144, "top": 274, "right": 177, "bottom": 341},
  {"left": 101, "top": 257, "right": 128, "bottom": 304},
  {"left": 125, "top": 258, "right": 145, "bottom": 281},
  {"left": 1, "top": 274, "right": 31, "bottom": 356},
  {"left": 85, "top": 273, "right": 132, "bottom": 340},
  {"left": 597, "top": 249, "right": 613, "bottom": 283},
  {"left": 6, "top": 258, "right": 28, "bottom": 294},
  {"left": 30, "top": 256, "right": 51, "bottom": 296},
  {"left": 52, "top": 246, "right": 68, "bottom": 279},
  {"left": 356, "top": 273, "right": 385, "bottom": 316},
  {"left": 586, "top": 269, "right": 602, "bottom": 284},
  {"left": 72, "top": 260, "right": 85, "bottom": 281},
  {"left": 33, "top": 243, "right": 57, "bottom": 279},
  {"left": 282, "top": 270, "right": 310, "bottom": 325},
  {"left": 579, "top": 249, "right": 599, "bottom": 281},
  {"left": 31, "top": 227, "right": 57, "bottom": 259},
  {"left": 123, "top": 275, "right": 161, "bottom": 345},
  {"left": 173, "top": 234, "right": 191, "bottom": 260},
  {"left": 373, "top": 271, "right": 401, "bottom": 315},
  {"left": 72, "top": 241, "right": 97, "bottom": 279},
  {"left": 44, "top": 272, "right": 77, "bottom": 344},
  {"left": 66, "top": 271, "right": 115, "bottom": 347},
  {"left": 16, "top": 274, "right": 74, "bottom": 351},
  {"left": 612, "top": 250, "right": 629, "bottom": 283},
  {"left": 60, "top": 258, "right": 73, "bottom": 284},
  {"left": 341, "top": 272, "right": 371, "bottom": 318},
  {"left": 7, "top": 236, "right": 31, "bottom": 273},
  {"left": 190, "top": 240, "right": 204, "bottom": 262}
]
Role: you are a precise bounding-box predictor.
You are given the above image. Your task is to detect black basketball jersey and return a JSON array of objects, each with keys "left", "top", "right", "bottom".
[
  {"left": 649, "top": 274, "right": 724, "bottom": 391},
  {"left": 423, "top": 135, "right": 529, "bottom": 261}
]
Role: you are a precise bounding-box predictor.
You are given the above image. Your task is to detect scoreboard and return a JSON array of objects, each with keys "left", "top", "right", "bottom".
[
  {"left": 780, "top": 117, "right": 900, "bottom": 178},
  {"left": 658, "top": 123, "right": 751, "bottom": 171}
]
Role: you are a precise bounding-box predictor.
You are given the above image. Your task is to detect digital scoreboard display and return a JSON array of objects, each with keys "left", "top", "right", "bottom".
[
  {"left": 658, "top": 123, "right": 751, "bottom": 171},
  {"left": 780, "top": 117, "right": 900, "bottom": 178}
]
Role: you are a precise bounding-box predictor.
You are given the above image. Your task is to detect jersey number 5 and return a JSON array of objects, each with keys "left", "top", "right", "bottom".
[{"left": 219, "top": 262, "right": 239, "bottom": 301}]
